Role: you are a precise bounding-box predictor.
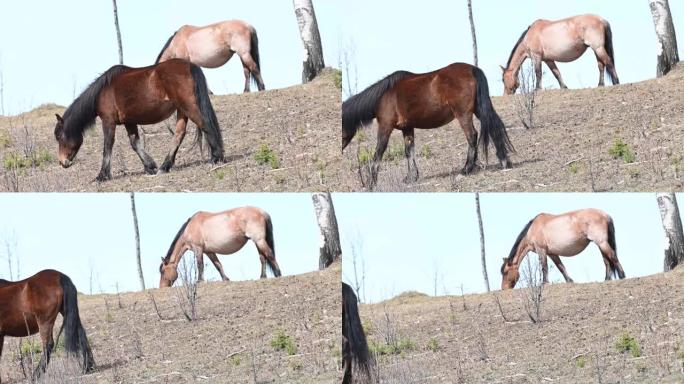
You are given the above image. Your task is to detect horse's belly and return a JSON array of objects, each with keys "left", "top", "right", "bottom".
[
  {"left": 121, "top": 101, "right": 176, "bottom": 125},
  {"left": 187, "top": 33, "right": 232, "bottom": 68},
  {"left": 203, "top": 231, "right": 248, "bottom": 254},
  {"left": 546, "top": 236, "right": 589, "bottom": 256},
  {"left": 542, "top": 40, "right": 587, "bottom": 62}
]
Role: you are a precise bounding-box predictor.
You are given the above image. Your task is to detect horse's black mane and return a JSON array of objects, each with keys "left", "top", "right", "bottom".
[
  {"left": 155, "top": 31, "right": 178, "bottom": 64},
  {"left": 61, "top": 65, "right": 130, "bottom": 139},
  {"left": 506, "top": 26, "right": 531, "bottom": 68},
  {"left": 501, "top": 216, "right": 537, "bottom": 274},
  {"left": 163, "top": 217, "right": 191, "bottom": 264}
]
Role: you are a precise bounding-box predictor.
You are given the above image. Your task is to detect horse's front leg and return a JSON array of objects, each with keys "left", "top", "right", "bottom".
[
  {"left": 96, "top": 120, "right": 116, "bottom": 182},
  {"left": 402, "top": 128, "right": 419, "bottom": 183},
  {"left": 533, "top": 58, "right": 543, "bottom": 90},
  {"left": 537, "top": 251, "right": 549, "bottom": 284},
  {"left": 159, "top": 112, "right": 188, "bottom": 173},
  {"left": 548, "top": 254, "right": 573, "bottom": 283},
  {"left": 194, "top": 251, "right": 205, "bottom": 282},
  {"left": 544, "top": 60, "right": 568, "bottom": 89},
  {"left": 206, "top": 252, "right": 229, "bottom": 281},
  {"left": 125, "top": 124, "right": 157, "bottom": 175},
  {"left": 0, "top": 334, "right": 4, "bottom": 384}
]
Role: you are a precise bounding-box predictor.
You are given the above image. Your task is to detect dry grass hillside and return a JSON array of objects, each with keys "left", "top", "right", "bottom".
[
  {"left": 359, "top": 266, "right": 684, "bottom": 383},
  {"left": 0, "top": 263, "right": 341, "bottom": 383},
  {"left": 0, "top": 69, "right": 341, "bottom": 192},
  {"left": 342, "top": 64, "right": 684, "bottom": 192}
]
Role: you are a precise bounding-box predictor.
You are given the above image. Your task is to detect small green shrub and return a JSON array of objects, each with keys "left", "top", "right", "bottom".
[
  {"left": 254, "top": 144, "right": 280, "bottom": 169},
  {"left": 214, "top": 170, "right": 225, "bottom": 180},
  {"left": 3, "top": 149, "right": 54, "bottom": 170},
  {"left": 569, "top": 162, "right": 578, "bottom": 174},
  {"left": 615, "top": 332, "right": 641, "bottom": 357},
  {"left": 332, "top": 69, "right": 342, "bottom": 90},
  {"left": 358, "top": 146, "right": 372, "bottom": 164},
  {"left": 0, "top": 130, "right": 11, "bottom": 148},
  {"left": 369, "top": 337, "right": 415, "bottom": 356},
  {"left": 420, "top": 144, "right": 431, "bottom": 159},
  {"left": 271, "top": 330, "right": 297, "bottom": 355},
  {"left": 383, "top": 143, "right": 404, "bottom": 162},
  {"left": 575, "top": 356, "right": 586, "bottom": 368},
  {"left": 608, "top": 138, "right": 635, "bottom": 164},
  {"left": 230, "top": 354, "right": 241, "bottom": 366},
  {"left": 20, "top": 339, "right": 42, "bottom": 357},
  {"left": 362, "top": 319, "right": 373, "bottom": 335},
  {"left": 427, "top": 338, "right": 439, "bottom": 352}
]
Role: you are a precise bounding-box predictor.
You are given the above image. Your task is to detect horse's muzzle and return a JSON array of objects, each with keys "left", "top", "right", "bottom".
[{"left": 60, "top": 159, "right": 73, "bottom": 168}]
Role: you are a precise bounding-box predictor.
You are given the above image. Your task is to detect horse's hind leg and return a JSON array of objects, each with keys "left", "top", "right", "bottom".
[
  {"left": 548, "top": 254, "right": 574, "bottom": 283},
  {"left": 206, "top": 252, "right": 229, "bottom": 281},
  {"left": 125, "top": 124, "right": 157, "bottom": 174},
  {"left": 159, "top": 112, "right": 188, "bottom": 173},
  {"left": 544, "top": 61, "right": 568, "bottom": 89},
  {"left": 96, "top": 120, "right": 117, "bottom": 182},
  {"left": 456, "top": 113, "right": 478, "bottom": 175},
  {"left": 34, "top": 321, "right": 56, "bottom": 378},
  {"left": 253, "top": 238, "right": 281, "bottom": 278},
  {"left": 237, "top": 51, "right": 265, "bottom": 92},
  {"left": 402, "top": 128, "right": 419, "bottom": 183},
  {"left": 596, "top": 240, "right": 625, "bottom": 279}
]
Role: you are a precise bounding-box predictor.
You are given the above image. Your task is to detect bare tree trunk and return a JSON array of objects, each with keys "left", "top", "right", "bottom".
[
  {"left": 649, "top": 0, "right": 679, "bottom": 77},
  {"left": 130, "top": 192, "right": 145, "bottom": 290},
  {"left": 112, "top": 0, "right": 124, "bottom": 64},
  {"left": 657, "top": 193, "right": 684, "bottom": 271},
  {"left": 312, "top": 192, "right": 341, "bottom": 269},
  {"left": 467, "top": 0, "right": 478, "bottom": 67},
  {"left": 293, "top": 0, "right": 325, "bottom": 83},
  {"left": 475, "top": 193, "right": 490, "bottom": 292}
]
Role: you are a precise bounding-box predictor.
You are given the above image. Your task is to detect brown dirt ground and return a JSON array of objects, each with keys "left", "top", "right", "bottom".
[
  {"left": 0, "top": 69, "right": 340, "bottom": 192},
  {"left": 359, "top": 266, "right": 684, "bottom": 383},
  {"left": 342, "top": 64, "right": 684, "bottom": 192},
  {"left": 0, "top": 263, "right": 341, "bottom": 384}
]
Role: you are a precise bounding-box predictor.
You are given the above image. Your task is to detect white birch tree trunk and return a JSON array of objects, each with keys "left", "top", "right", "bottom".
[
  {"left": 112, "top": 0, "right": 124, "bottom": 64},
  {"left": 312, "top": 192, "right": 341, "bottom": 269},
  {"left": 476, "top": 193, "right": 490, "bottom": 292},
  {"left": 467, "top": 0, "right": 478, "bottom": 67},
  {"left": 656, "top": 192, "right": 684, "bottom": 271},
  {"left": 293, "top": 0, "right": 325, "bottom": 83},
  {"left": 131, "top": 192, "right": 145, "bottom": 289},
  {"left": 649, "top": 0, "right": 679, "bottom": 77}
]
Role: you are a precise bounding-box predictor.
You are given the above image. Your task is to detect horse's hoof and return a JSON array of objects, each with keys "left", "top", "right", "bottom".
[
  {"left": 145, "top": 166, "right": 158, "bottom": 175},
  {"left": 460, "top": 166, "right": 474, "bottom": 175},
  {"left": 403, "top": 175, "right": 418, "bottom": 184},
  {"left": 211, "top": 156, "right": 225, "bottom": 165},
  {"left": 94, "top": 173, "right": 112, "bottom": 182},
  {"left": 501, "top": 159, "right": 512, "bottom": 169}
]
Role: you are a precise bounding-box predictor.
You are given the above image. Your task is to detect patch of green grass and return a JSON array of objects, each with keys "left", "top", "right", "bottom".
[
  {"left": 358, "top": 146, "right": 372, "bottom": 164},
  {"left": 615, "top": 332, "right": 641, "bottom": 357},
  {"left": 575, "top": 355, "right": 586, "bottom": 368},
  {"left": 230, "top": 354, "right": 241, "bottom": 366},
  {"left": 608, "top": 138, "right": 636, "bottom": 164},
  {"left": 20, "top": 339, "right": 42, "bottom": 357},
  {"left": 271, "top": 330, "right": 297, "bottom": 355},
  {"left": 369, "top": 337, "right": 415, "bottom": 356},
  {"left": 3, "top": 149, "right": 54, "bottom": 170},
  {"left": 0, "top": 130, "right": 11, "bottom": 148},
  {"left": 362, "top": 319, "right": 373, "bottom": 336},
  {"left": 427, "top": 338, "right": 439, "bottom": 352},
  {"left": 332, "top": 69, "right": 342, "bottom": 90},
  {"left": 253, "top": 144, "right": 280, "bottom": 169},
  {"left": 569, "top": 162, "right": 579, "bottom": 174},
  {"left": 420, "top": 144, "right": 431, "bottom": 159},
  {"left": 105, "top": 312, "right": 115, "bottom": 323},
  {"left": 214, "top": 170, "right": 225, "bottom": 180},
  {"left": 355, "top": 130, "right": 368, "bottom": 143},
  {"left": 383, "top": 143, "right": 404, "bottom": 162}
]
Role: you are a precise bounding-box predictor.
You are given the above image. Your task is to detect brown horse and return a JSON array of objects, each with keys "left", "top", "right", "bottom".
[
  {"left": 501, "top": 208, "right": 626, "bottom": 289},
  {"left": 501, "top": 14, "right": 619, "bottom": 95},
  {"left": 159, "top": 206, "right": 282, "bottom": 288},
  {"left": 156, "top": 20, "right": 265, "bottom": 93},
  {"left": 54, "top": 59, "right": 224, "bottom": 182},
  {"left": 0, "top": 270, "right": 94, "bottom": 381},
  {"left": 342, "top": 282, "right": 372, "bottom": 384},
  {"left": 342, "top": 63, "right": 513, "bottom": 188}
]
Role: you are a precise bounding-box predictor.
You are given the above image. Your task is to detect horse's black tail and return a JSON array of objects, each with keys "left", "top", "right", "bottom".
[
  {"left": 59, "top": 273, "right": 95, "bottom": 373},
  {"left": 155, "top": 31, "right": 177, "bottom": 64},
  {"left": 607, "top": 218, "right": 623, "bottom": 279},
  {"left": 264, "top": 214, "right": 281, "bottom": 277},
  {"left": 341, "top": 71, "right": 412, "bottom": 151},
  {"left": 603, "top": 21, "right": 617, "bottom": 85},
  {"left": 472, "top": 65, "right": 514, "bottom": 165},
  {"left": 342, "top": 283, "right": 372, "bottom": 380},
  {"left": 189, "top": 63, "right": 224, "bottom": 162},
  {"left": 249, "top": 26, "right": 262, "bottom": 89}
]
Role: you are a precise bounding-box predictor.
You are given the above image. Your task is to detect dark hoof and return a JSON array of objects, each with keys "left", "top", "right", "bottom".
[
  {"left": 500, "top": 159, "right": 512, "bottom": 169},
  {"left": 144, "top": 165, "right": 158, "bottom": 175},
  {"left": 211, "top": 156, "right": 225, "bottom": 164},
  {"left": 460, "top": 165, "right": 475, "bottom": 175},
  {"left": 403, "top": 174, "right": 419, "bottom": 184},
  {"left": 158, "top": 161, "right": 172, "bottom": 173},
  {"left": 94, "top": 172, "right": 112, "bottom": 182}
]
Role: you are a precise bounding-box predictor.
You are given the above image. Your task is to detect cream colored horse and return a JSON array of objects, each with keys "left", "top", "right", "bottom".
[
  {"left": 501, "top": 14, "right": 619, "bottom": 94},
  {"left": 501, "top": 208, "right": 626, "bottom": 289},
  {"left": 159, "top": 206, "right": 281, "bottom": 287},
  {"left": 156, "top": 20, "right": 265, "bottom": 92}
]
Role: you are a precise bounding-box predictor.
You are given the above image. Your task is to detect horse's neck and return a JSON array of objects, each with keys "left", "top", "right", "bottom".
[{"left": 508, "top": 44, "right": 529, "bottom": 75}]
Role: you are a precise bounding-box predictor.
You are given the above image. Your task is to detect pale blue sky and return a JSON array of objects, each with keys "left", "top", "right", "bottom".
[
  {"left": 0, "top": 193, "right": 321, "bottom": 293},
  {"left": 342, "top": 0, "right": 683, "bottom": 98},
  {"left": 339, "top": 193, "right": 675, "bottom": 303},
  {"left": 0, "top": 0, "right": 340, "bottom": 115}
]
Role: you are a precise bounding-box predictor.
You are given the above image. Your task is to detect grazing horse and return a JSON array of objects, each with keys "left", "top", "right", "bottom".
[
  {"left": 342, "top": 63, "right": 513, "bottom": 188},
  {"left": 500, "top": 208, "right": 626, "bottom": 289},
  {"left": 159, "top": 206, "right": 282, "bottom": 288},
  {"left": 156, "top": 20, "right": 265, "bottom": 93},
  {"left": 501, "top": 14, "right": 619, "bottom": 95},
  {"left": 342, "top": 282, "right": 372, "bottom": 384},
  {"left": 0, "top": 270, "right": 94, "bottom": 381},
  {"left": 54, "top": 59, "right": 224, "bottom": 182}
]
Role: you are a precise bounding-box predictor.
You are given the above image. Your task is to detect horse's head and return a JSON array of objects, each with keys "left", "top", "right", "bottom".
[
  {"left": 159, "top": 257, "right": 178, "bottom": 288},
  {"left": 500, "top": 65, "right": 519, "bottom": 95},
  {"left": 54, "top": 114, "right": 83, "bottom": 168},
  {"left": 500, "top": 257, "right": 519, "bottom": 289}
]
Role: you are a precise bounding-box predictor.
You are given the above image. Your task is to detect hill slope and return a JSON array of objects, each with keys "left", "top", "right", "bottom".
[
  {"left": 0, "top": 264, "right": 341, "bottom": 383},
  {"left": 359, "top": 266, "right": 684, "bottom": 383},
  {"left": 342, "top": 65, "right": 684, "bottom": 192},
  {"left": 0, "top": 69, "right": 340, "bottom": 192}
]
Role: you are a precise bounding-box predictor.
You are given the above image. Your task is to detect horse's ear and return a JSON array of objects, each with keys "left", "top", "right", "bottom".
[
  {"left": 502, "top": 257, "right": 508, "bottom": 263},
  {"left": 499, "top": 65, "right": 506, "bottom": 73},
  {"left": 55, "top": 114, "right": 63, "bottom": 123}
]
